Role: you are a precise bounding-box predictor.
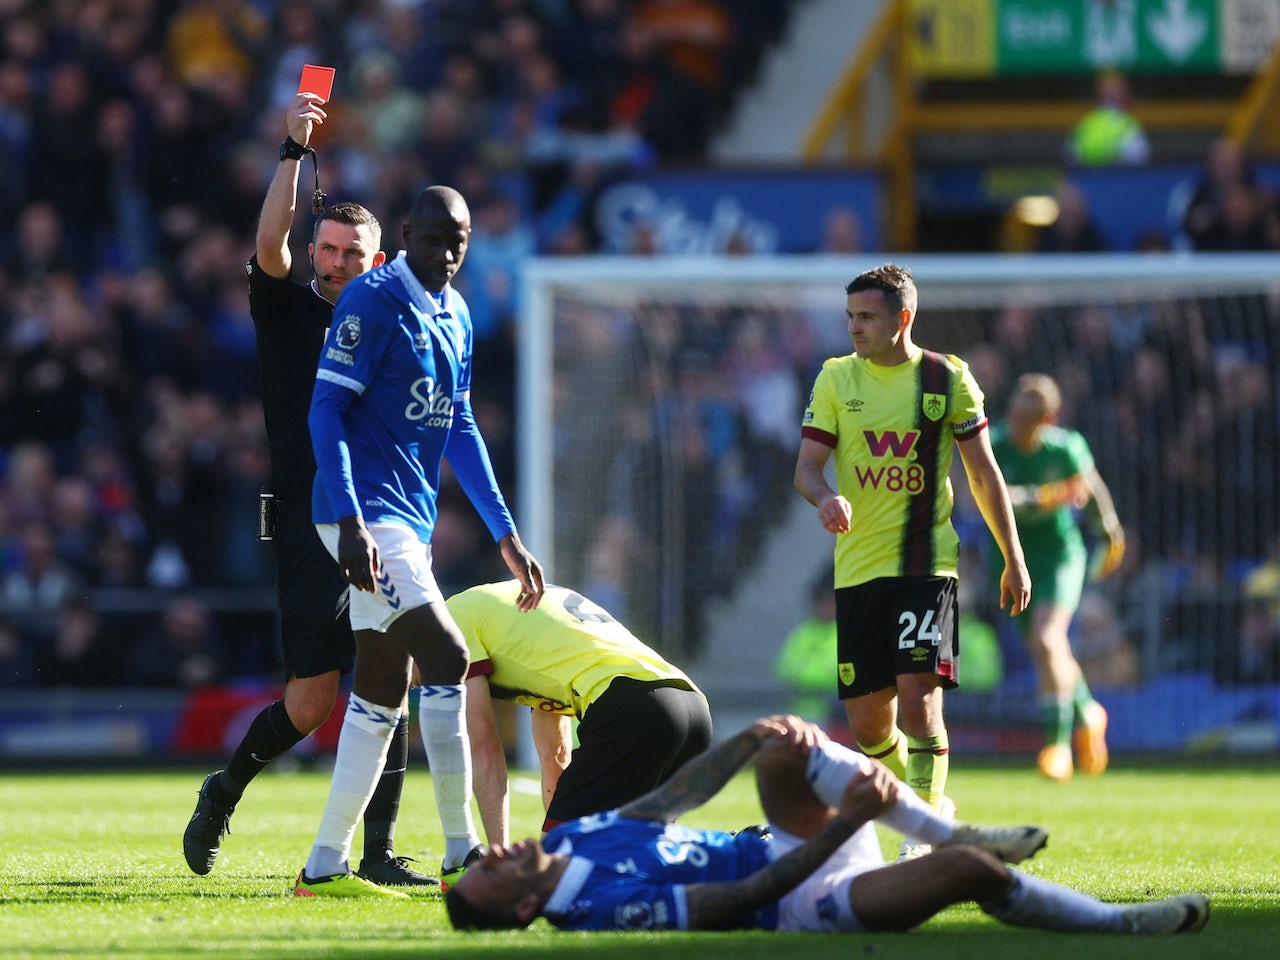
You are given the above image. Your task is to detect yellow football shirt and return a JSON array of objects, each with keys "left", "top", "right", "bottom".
[
  {"left": 446, "top": 581, "right": 702, "bottom": 718},
  {"left": 801, "top": 348, "right": 986, "bottom": 588}
]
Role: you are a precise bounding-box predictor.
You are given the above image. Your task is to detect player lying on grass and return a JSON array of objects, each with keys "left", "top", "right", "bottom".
[{"left": 446, "top": 715, "right": 1209, "bottom": 936}]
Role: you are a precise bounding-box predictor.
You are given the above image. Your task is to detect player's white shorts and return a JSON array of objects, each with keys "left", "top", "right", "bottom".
[
  {"left": 315, "top": 521, "right": 443, "bottom": 632},
  {"left": 768, "top": 823, "right": 885, "bottom": 932}
]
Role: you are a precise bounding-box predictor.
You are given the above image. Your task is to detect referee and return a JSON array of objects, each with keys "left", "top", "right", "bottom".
[{"left": 183, "top": 92, "right": 433, "bottom": 886}]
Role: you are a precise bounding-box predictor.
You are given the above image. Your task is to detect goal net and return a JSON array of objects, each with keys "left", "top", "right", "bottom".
[{"left": 519, "top": 252, "right": 1280, "bottom": 754}]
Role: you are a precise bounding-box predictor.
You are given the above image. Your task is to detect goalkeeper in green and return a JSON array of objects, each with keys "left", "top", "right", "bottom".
[{"left": 988, "top": 373, "right": 1125, "bottom": 782}]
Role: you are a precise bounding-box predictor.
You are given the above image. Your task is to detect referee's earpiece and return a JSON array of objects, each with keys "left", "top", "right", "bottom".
[{"left": 310, "top": 256, "right": 333, "bottom": 283}]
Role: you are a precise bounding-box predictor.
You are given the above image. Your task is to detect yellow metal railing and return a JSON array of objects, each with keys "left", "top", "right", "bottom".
[
  {"left": 804, "top": 0, "right": 1276, "bottom": 249},
  {"left": 1226, "top": 39, "right": 1280, "bottom": 151},
  {"left": 801, "top": 0, "right": 902, "bottom": 164}
]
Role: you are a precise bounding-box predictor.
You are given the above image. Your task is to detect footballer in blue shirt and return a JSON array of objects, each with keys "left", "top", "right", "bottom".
[
  {"left": 446, "top": 715, "right": 1207, "bottom": 937},
  {"left": 296, "top": 185, "right": 544, "bottom": 898}
]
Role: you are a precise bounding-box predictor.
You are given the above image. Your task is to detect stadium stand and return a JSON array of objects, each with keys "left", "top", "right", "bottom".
[{"left": 2, "top": 0, "right": 1279, "bottom": 762}]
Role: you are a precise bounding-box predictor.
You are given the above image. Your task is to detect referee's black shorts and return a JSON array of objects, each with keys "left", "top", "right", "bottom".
[
  {"left": 270, "top": 502, "right": 353, "bottom": 680},
  {"left": 544, "top": 677, "right": 712, "bottom": 826}
]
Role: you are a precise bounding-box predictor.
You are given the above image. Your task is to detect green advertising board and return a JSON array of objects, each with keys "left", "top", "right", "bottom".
[{"left": 911, "top": 0, "right": 1280, "bottom": 76}]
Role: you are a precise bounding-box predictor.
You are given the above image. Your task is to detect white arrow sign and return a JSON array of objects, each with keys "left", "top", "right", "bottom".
[{"left": 1148, "top": 0, "right": 1209, "bottom": 62}]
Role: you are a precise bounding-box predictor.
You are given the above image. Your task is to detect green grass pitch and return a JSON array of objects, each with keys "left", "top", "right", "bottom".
[{"left": 1, "top": 759, "right": 1277, "bottom": 958}]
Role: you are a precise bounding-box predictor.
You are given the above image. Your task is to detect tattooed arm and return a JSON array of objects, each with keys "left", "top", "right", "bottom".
[
  {"left": 683, "top": 760, "right": 899, "bottom": 930},
  {"left": 616, "top": 716, "right": 812, "bottom": 824}
]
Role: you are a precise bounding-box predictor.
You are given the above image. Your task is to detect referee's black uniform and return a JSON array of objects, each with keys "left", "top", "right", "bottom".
[{"left": 248, "top": 256, "right": 352, "bottom": 679}]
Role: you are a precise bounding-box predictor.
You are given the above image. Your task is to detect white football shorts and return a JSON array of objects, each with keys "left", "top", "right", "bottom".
[
  {"left": 768, "top": 822, "right": 884, "bottom": 932},
  {"left": 315, "top": 520, "right": 443, "bottom": 632}
]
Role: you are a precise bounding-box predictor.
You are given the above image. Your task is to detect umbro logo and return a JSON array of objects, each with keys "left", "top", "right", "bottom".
[{"left": 844, "top": 398, "right": 864, "bottom": 412}]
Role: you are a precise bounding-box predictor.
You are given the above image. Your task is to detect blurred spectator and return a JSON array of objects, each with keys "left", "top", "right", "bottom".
[
  {"left": 29, "top": 60, "right": 108, "bottom": 269},
  {"left": 136, "top": 391, "right": 233, "bottom": 588},
  {"left": 580, "top": 514, "right": 641, "bottom": 622},
  {"left": 1210, "top": 352, "right": 1278, "bottom": 562},
  {"left": 0, "top": 441, "right": 57, "bottom": 529},
  {"left": 94, "top": 97, "right": 154, "bottom": 271},
  {"left": 93, "top": 529, "right": 145, "bottom": 590},
  {"left": 368, "top": 0, "right": 451, "bottom": 91},
  {"left": 1035, "top": 180, "right": 1108, "bottom": 253},
  {"left": 48, "top": 476, "right": 102, "bottom": 581},
  {"left": 413, "top": 89, "right": 479, "bottom": 188},
  {"left": 723, "top": 313, "right": 800, "bottom": 524},
  {"left": 114, "top": 267, "right": 199, "bottom": 387},
  {"left": 7, "top": 202, "right": 75, "bottom": 280},
  {"left": 553, "top": 0, "right": 629, "bottom": 118},
  {"left": 1180, "top": 137, "right": 1279, "bottom": 251},
  {"left": 163, "top": 0, "right": 267, "bottom": 95},
  {"left": 1216, "top": 538, "right": 1280, "bottom": 685},
  {"left": 5, "top": 272, "right": 116, "bottom": 464},
  {"left": 814, "top": 205, "right": 864, "bottom": 254},
  {"left": 604, "top": 13, "right": 716, "bottom": 160},
  {"left": 344, "top": 49, "right": 426, "bottom": 156},
  {"left": 219, "top": 415, "right": 272, "bottom": 588},
  {"left": 633, "top": 0, "right": 734, "bottom": 106},
  {"left": 259, "top": 0, "right": 338, "bottom": 114},
  {"left": 78, "top": 1, "right": 161, "bottom": 102},
  {"left": 0, "top": 619, "right": 35, "bottom": 687},
  {"left": 35, "top": 599, "right": 123, "bottom": 689},
  {"left": 130, "top": 594, "right": 229, "bottom": 688},
  {"left": 2, "top": 519, "right": 84, "bottom": 617},
  {"left": 459, "top": 190, "right": 536, "bottom": 359},
  {"left": 1216, "top": 571, "right": 1280, "bottom": 686},
  {"left": 991, "top": 294, "right": 1056, "bottom": 368},
  {"left": 1066, "top": 70, "right": 1149, "bottom": 166},
  {"left": 0, "top": 58, "right": 34, "bottom": 216},
  {"left": 140, "top": 82, "right": 219, "bottom": 256},
  {"left": 1189, "top": 180, "right": 1280, "bottom": 251}
]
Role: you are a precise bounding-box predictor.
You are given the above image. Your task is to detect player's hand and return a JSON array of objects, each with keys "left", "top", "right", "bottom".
[
  {"left": 836, "top": 765, "right": 897, "bottom": 828},
  {"left": 1089, "top": 526, "right": 1126, "bottom": 581},
  {"left": 817, "top": 493, "right": 852, "bottom": 534},
  {"left": 286, "top": 92, "right": 328, "bottom": 148},
  {"left": 1000, "top": 559, "right": 1032, "bottom": 617},
  {"left": 499, "top": 532, "right": 545, "bottom": 610},
  {"left": 336, "top": 515, "right": 380, "bottom": 593},
  {"left": 750, "top": 715, "right": 826, "bottom": 752}
]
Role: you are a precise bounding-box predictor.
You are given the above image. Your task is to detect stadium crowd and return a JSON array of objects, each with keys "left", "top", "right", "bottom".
[
  {"left": 2, "top": 0, "right": 1278, "bottom": 694},
  {"left": 0, "top": 0, "right": 803, "bottom": 687}
]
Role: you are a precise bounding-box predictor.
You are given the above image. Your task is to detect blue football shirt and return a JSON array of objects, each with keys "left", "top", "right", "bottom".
[
  {"left": 309, "top": 252, "right": 514, "bottom": 545},
  {"left": 542, "top": 811, "right": 777, "bottom": 931}
]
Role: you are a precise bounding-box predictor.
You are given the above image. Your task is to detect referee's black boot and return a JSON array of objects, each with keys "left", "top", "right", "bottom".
[
  {"left": 183, "top": 770, "right": 236, "bottom": 875},
  {"left": 355, "top": 851, "right": 440, "bottom": 887}
]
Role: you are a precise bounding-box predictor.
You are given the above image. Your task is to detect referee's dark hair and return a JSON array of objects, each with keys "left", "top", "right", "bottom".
[{"left": 311, "top": 200, "right": 383, "bottom": 248}]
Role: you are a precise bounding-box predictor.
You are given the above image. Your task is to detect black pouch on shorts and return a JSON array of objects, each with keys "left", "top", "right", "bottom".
[{"left": 258, "top": 486, "right": 281, "bottom": 542}]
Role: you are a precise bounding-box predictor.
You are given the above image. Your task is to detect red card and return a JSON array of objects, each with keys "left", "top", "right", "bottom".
[{"left": 298, "top": 64, "right": 336, "bottom": 101}]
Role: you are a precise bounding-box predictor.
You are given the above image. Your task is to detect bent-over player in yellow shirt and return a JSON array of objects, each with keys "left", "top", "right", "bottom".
[{"left": 446, "top": 580, "right": 710, "bottom": 854}]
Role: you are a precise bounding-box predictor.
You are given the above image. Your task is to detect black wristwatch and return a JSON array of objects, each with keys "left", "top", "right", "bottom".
[{"left": 279, "top": 136, "right": 311, "bottom": 161}]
